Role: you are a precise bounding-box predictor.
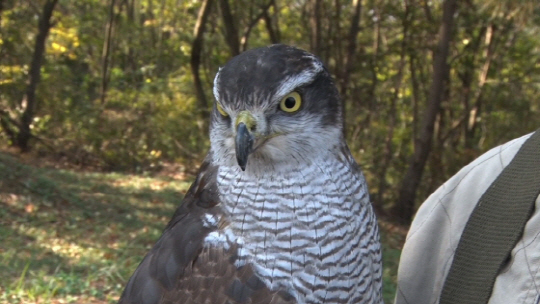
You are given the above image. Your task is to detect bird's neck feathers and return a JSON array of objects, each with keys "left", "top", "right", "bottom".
[
  {"left": 211, "top": 126, "right": 347, "bottom": 177},
  {"left": 217, "top": 145, "right": 340, "bottom": 178},
  {"left": 214, "top": 141, "right": 367, "bottom": 221}
]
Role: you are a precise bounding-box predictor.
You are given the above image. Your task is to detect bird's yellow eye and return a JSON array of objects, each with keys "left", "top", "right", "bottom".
[
  {"left": 279, "top": 92, "right": 302, "bottom": 113},
  {"left": 216, "top": 103, "right": 228, "bottom": 117}
]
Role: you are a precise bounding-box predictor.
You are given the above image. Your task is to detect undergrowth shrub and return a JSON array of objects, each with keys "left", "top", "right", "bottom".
[{"left": 32, "top": 73, "right": 209, "bottom": 172}]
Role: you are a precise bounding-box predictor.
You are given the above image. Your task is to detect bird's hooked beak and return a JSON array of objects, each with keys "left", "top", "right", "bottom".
[{"left": 235, "top": 111, "right": 256, "bottom": 171}]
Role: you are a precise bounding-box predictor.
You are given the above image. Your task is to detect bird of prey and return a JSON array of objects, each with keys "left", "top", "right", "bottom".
[{"left": 118, "top": 44, "right": 383, "bottom": 304}]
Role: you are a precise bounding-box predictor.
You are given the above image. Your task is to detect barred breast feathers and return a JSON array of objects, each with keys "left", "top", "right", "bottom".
[{"left": 204, "top": 145, "right": 383, "bottom": 304}]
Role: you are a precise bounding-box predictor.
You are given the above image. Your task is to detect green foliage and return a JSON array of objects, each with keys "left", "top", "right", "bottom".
[
  {"left": 1, "top": 0, "right": 211, "bottom": 170},
  {"left": 3, "top": 0, "right": 539, "bottom": 196},
  {"left": 38, "top": 69, "right": 208, "bottom": 171}
]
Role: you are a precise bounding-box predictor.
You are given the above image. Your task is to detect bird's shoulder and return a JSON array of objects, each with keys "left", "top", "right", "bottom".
[{"left": 118, "top": 155, "right": 295, "bottom": 304}]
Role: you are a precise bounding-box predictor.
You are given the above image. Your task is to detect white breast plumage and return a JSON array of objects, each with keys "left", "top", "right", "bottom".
[{"left": 203, "top": 152, "right": 383, "bottom": 304}]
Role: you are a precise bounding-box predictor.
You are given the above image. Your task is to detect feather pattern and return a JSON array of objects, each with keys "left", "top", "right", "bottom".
[{"left": 208, "top": 144, "right": 382, "bottom": 303}]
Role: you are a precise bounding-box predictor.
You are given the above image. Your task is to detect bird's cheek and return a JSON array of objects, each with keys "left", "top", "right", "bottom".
[
  {"left": 257, "top": 136, "right": 290, "bottom": 161},
  {"left": 224, "top": 137, "right": 235, "bottom": 150}
]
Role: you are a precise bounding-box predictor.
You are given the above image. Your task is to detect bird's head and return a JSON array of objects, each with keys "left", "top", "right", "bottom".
[{"left": 210, "top": 44, "right": 343, "bottom": 172}]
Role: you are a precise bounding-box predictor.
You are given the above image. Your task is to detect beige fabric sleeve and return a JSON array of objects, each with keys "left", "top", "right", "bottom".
[{"left": 395, "top": 133, "right": 540, "bottom": 304}]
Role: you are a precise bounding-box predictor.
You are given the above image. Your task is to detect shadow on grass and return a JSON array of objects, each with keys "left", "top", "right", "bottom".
[{"left": 0, "top": 152, "right": 192, "bottom": 303}]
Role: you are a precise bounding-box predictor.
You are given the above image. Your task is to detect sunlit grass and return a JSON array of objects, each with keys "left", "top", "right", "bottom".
[
  {"left": 0, "top": 153, "right": 191, "bottom": 303},
  {"left": 0, "top": 152, "right": 403, "bottom": 303}
]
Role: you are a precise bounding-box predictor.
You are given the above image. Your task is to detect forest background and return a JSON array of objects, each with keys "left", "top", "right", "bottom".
[{"left": 1, "top": 0, "right": 540, "bottom": 303}]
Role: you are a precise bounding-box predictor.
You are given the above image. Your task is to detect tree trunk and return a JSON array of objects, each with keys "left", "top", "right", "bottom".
[
  {"left": 375, "top": 0, "right": 409, "bottom": 209},
  {"left": 308, "top": 0, "right": 322, "bottom": 55},
  {"left": 339, "top": 0, "right": 362, "bottom": 133},
  {"left": 191, "top": 0, "right": 214, "bottom": 114},
  {"left": 240, "top": 1, "right": 273, "bottom": 51},
  {"left": 16, "top": 0, "right": 58, "bottom": 152},
  {"left": 331, "top": 0, "right": 343, "bottom": 77},
  {"left": 263, "top": 0, "right": 280, "bottom": 44},
  {"left": 459, "top": 24, "right": 486, "bottom": 147},
  {"left": 219, "top": 0, "right": 240, "bottom": 56},
  {"left": 155, "top": 0, "right": 167, "bottom": 76},
  {"left": 466, "top": 24, "right": 495, "bottom": 147},
  {"left": 409, "top": 52, "right": 420, "bottom": 141},
  {"left": 100, "top": 0, "right": 117, "bottom": 106},
  {"left": 339, "top": 0, "right": 362, "bottom": 98},
  {"left": 0, "top": 0, "right": 4, "bottom": 23},
  {"left": 392, "top": 0, "right": 457, "bottom": 224}
]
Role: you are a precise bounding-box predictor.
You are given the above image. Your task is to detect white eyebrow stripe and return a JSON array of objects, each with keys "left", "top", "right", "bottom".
[
  {"left": 274, "top": 61, "right": 323, "bottom": 98},
  {"left": 213, "top": 67, "right": 222, "bottom": 101}
]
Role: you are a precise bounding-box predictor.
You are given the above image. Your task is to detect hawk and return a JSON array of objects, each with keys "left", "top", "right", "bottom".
[{"left": 118, "top": 44, "right": 383, "bottom": 304}]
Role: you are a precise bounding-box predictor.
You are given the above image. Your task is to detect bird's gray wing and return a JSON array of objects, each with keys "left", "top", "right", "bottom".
[{"left": 118, "top": 156, "right": 295, "bottom": 304}]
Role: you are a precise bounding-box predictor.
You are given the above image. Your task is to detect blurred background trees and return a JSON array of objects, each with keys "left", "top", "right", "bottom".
[{"left": 1, "top": 0, "right": 540, "bottom": 224}]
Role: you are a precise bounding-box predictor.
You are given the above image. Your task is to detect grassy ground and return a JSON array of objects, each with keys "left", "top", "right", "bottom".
[{"left": 0, "top": 152, "right": 405, "bottom": 303}]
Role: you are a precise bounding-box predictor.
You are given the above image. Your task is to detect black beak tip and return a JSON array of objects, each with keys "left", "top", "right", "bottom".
[
  {"left": 236, "top": 148, "right": 248, "bottom": 171},
  {"left": 235, "top": 122, "right": 253, "bottom": 172},
  {"left": 236, "top": 153, "right": 248, "bottom": 171}
]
